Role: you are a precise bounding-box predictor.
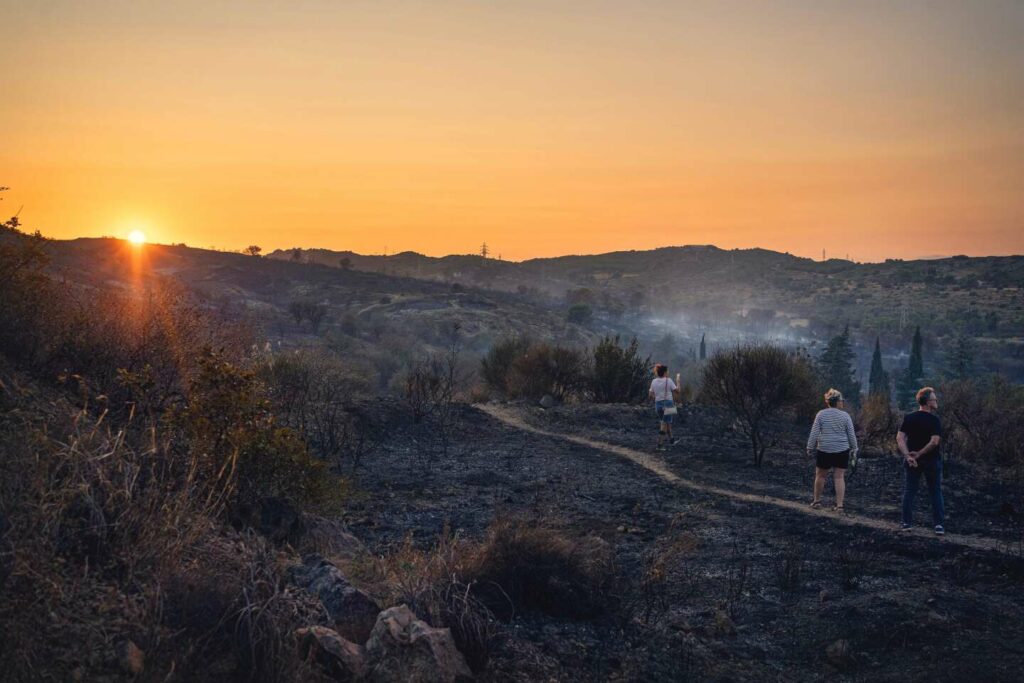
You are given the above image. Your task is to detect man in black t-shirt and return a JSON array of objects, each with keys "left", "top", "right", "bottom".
[{"left": 897, "top": 387, "right": 945, "bottom": 534}]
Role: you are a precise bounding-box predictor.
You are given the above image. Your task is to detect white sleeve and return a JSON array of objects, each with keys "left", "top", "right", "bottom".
[{"left": 668, "top": 379, "right": 678, "bottom": 393}]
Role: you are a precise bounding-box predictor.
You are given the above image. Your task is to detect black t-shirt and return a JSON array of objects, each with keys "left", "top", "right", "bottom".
[{"left": 900, "top": 410, "right": 942, "bottom": 460}]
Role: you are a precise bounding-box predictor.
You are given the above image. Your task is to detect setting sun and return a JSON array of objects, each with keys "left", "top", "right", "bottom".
[{"left": 127, "top": 230, "right": 147, "bottom": 245}]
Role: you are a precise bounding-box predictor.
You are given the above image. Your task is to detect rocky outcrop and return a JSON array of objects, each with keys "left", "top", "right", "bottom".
[
  {"left": 364, "top": 605, "right": 472, "bottom": 682},
  {"left": 288, "top": 555, "right": 381, "bottom": 642},
  {"left": 296, "top": 626, "right": 367, "bottom": 681}
]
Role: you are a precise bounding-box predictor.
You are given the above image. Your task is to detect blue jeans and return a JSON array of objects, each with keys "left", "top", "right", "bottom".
[{"left": 901, "top": 457, "right": 945, "bottom": 526}]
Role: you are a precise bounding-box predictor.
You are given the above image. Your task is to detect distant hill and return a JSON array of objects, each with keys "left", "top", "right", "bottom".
[{"left": 270, "top": 244, "right": 1024, "bottom": 380}]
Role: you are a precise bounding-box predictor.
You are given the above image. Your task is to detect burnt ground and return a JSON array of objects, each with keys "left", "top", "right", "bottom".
[{"left": 337, "top": 401, "right": 1024, "bottom": 682}]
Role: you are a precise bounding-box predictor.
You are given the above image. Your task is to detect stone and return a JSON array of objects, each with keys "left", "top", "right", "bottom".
[
  {"left": 819, "top": 589, "right": 830, "bottom": 603},
  {"left": 115, "top": 640, "right": 145, "bottom": 676},
  {"left": 288, "top": 555, "right": 381, "bottom": 643},
  {"left": 365, "top": 605, "right": 473, "bottom": 683},
  {"left": 538, "top": 394, "right": 555, "bottom": 409},
  {"left": 296, "top": 626, "right": 367, "bottom": 682}
]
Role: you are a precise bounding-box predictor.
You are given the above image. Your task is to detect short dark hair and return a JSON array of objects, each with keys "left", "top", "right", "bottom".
[
  {"left": 916, "top": 387, "right": 935, "bottom": 406},
  {"left": 655, "top": 364, "right": 668, "bottom": 377}
]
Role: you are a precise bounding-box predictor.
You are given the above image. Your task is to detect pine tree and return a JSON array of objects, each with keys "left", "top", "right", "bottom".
[
  {"left": 699, "top": 333, "right": 706, "bottom": 361},
  {"left": 818, "top": 324, "right": 862, "bottom": 405},
  {"left": 868, "top": 336, "right": 889, "bottom": 397}
]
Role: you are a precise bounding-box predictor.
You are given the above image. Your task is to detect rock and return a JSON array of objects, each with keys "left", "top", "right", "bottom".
[
  {"left": 115, "top": 640, "right": 145, "bottom": 676},
  {"left": 538, "top": 394, "right": 555, "bottom": 409},
  {"left": 296, "top": 626, "right": 367, "bottom": 681},
  {"left": 288, "top": 555, "right": 381, "bottom": 642},
  {"left": 826, "top": 639, "right": 854, "bottom": 669},
  {"left": 819, "top": 589, "right": 830, "bottom": 603},
  {"left": 365, "top": 605, "right": 473, "bottom": 683}
]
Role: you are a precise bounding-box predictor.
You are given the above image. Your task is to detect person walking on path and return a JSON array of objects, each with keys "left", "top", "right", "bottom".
[
  {"left": 897, "top": 387, "right": 945, "bottom": 534},
  {"left": 649, "top": 364, "right": 679, "bottom": 451},
  {"left": 807, "top": 388, "right": 858, "bottom": 512}
]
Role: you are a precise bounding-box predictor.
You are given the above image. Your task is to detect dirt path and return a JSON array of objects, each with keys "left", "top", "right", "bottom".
[{"left": 477, "top": 403, "right": 1016, "bottom": 555}]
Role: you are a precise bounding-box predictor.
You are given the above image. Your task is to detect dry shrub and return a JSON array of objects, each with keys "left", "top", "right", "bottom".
[
  {"left": 481, "top": 336, "right": 532, "bottom": 395},
  {"left": 375, "top": 528, "right": 499, "bottom": 672},
  {"left": 505, "top": 343, "right": 589, "bottom": 401},
  {"left": 773, "top": 540, "right": 806, "bottom": 594},
  {"left": 0, "top": 372, "right": 327, "bottom": 681},
  {"left": 700, "top": 344, "right": 818, "bottom": 466},
  {"left": 465, "top": 517, "right": 616, "bottom": 620},
  {"left": 940, "top": 376, "right": 1024, "bottom": 467},
  {"left": 858, "top": 393, "right": 902, "bottom": 454},
  {"left": 626, "top": 531, "right": 699, "bottom": 625}
]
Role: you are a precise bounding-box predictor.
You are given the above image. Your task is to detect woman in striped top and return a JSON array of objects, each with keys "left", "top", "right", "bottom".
[{"left": 806, "top": 388, "right": 858, "bottom": 512}]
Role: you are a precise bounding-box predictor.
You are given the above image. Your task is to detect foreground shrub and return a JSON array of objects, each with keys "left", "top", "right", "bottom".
[
  {"left": 591, "top": 335, "right": 650, "bottom": 403},
  {"left": 941, "top": 375, "right": 1024, "bottom": 467},
  {"left": 376, "top": 529, "right": 498, "bottom": 672},
  {"left": 259, "top": 349, "right": 374, "bottom": 468},
  {"left": 0, "top": 384, "right": 320, "bottom": 681},
  {"left": 178, "top": 348, "right": 342, "bottom": 513},
  {"left": 700, "top": 344, "right": 817, "bottom": 465},
  {"left": 465, "top": 517, "right": 616, "bottom": 620}
]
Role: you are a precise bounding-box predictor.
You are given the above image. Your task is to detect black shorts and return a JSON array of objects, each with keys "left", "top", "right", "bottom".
[{"left": 816, "top": 450, "right": 850, "bottom": 470}]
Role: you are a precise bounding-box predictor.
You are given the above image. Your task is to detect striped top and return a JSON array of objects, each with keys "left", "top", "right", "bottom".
[{"left": 806, "top": 407, "right": 858, "bottom": 453}]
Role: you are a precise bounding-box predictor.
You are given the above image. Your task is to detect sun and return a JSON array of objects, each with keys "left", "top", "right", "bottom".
[{"left": 127, "top": 230, "right": 147, "bottom": 245}]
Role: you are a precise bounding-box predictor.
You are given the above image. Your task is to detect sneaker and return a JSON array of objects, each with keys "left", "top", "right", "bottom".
[
  {"left": 934, "top": 525, "right": 945, "bottom": 536},
  {"left": 900, "top": 523, "right": 914, "bottom": 531}
]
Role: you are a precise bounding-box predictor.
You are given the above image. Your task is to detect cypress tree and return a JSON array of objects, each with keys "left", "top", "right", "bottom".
[
  {"left": 897, "top": 326, "right": 926, "bottom": 409},
  {"left": 908, "top": 326, "right": 923, "bottom": 380},
  {"left": 699, "top": 333, "right": 706, "bottom": 361},
  {"left": 868, "top": 336, "right": 889, "bottom": 397}
]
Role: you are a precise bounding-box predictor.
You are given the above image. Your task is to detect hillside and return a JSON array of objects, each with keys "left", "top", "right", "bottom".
[
  {"left": 42, "top": 238, "right": 599, "bottom": 388},
  {"left": 273, "top": 245, "right": 1024, "bottom": 380}
]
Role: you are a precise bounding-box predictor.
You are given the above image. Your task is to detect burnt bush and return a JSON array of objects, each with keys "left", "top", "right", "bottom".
[
  {"left": 699, "top": 344, "right": 818, "bottom": 465},
  {"left": 506, "top": 342, "right": 589, "bottom": 401},
  {"left": 940, "top": 376, "right": 1024, "bottom": 467},
  {"left": 465, "top": 517, "right": 616, "bottom": 620},
  {"left": 481, "top": 336, "right": 532, "bottom": 395},
  {"left": 591, "top": 335, "right": 650, "bottom": 404}
]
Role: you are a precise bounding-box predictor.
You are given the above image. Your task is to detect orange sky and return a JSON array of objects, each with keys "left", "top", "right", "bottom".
[{"left": 2, "top": 1, "right": 1022, "bottom": 261}]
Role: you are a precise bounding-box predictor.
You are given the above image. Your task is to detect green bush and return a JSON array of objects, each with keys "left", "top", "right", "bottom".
[
  {"left": 506, "top": 342, "right": 589, "bottom": 401},
  {"left": 591, "top": 335, "right": 650, "bottom": 403},
  {"left": 481, "top": 336, "right": 532, "bottom": 395}
]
